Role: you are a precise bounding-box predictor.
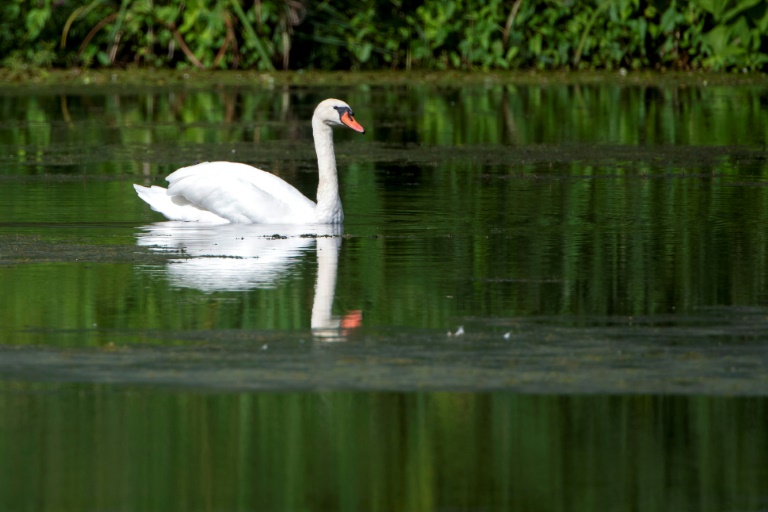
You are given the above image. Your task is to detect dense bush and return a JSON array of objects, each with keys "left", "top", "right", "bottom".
[{"left": 1, "top": 0, "right": 767, "bottom": 71}]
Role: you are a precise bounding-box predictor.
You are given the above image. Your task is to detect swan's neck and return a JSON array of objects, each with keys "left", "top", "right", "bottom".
[{"left": 312, "top": 118, "right": 343, "bottom": 224}]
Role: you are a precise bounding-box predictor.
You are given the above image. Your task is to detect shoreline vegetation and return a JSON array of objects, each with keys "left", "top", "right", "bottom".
[
  {"left": 1, "top": 0, "right": 767, "bottom": 77},
  {"left": 1, "top": 68, "right": 767, "bottom": 88}
]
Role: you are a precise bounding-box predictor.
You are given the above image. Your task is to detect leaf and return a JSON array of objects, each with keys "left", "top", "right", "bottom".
[
  {"left": 659, "top": 5, "right": 679, "bottom": 33},
  {"left": 96, "top": 50, "right": 111, "bottom": 65},
  {"left": 701, "top": 25, "right": 729, "bottom": 53},
  {"left": 637, "top": 16, "right": 647, "bottom": 41},
  {"left": 357, "top": 42, "right": 372, "bottom": 63},
  {"left": 757, "top": 6, "right": 768, "bottom": 32},
  {"left": 692, "top": 0, "right": 726, "bottom": 18},
  {"left": 721, "top": 0, "right": 764, "bottom": 23},
  {"left": 155, "top": 6, "right": 178, "bottom": 25},
  {"left": 25, "top": 8, "right": 50, "bottom": 40}
]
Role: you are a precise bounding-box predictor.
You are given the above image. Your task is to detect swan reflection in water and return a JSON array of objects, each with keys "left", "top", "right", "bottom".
[{"left": 136, "top": 222, "right": 361, "bottom": 341}]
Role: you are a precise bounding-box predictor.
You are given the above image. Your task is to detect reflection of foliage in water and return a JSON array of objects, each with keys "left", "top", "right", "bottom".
[
  {"left": 1, "top": 83, "right": 768, "bottom": 335},
  {"left": 0, "top": 388, "right": 765, "bottom": 511}
]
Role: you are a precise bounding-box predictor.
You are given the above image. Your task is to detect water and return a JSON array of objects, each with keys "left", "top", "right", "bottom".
[
  {"left": 1, "top": 389, "right": 766, "bottom": 511},
  {"left": 1, "top": 75, "right": 768, "bottom": 510}
]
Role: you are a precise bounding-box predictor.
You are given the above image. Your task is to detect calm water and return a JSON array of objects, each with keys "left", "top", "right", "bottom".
[{"left": 1, "top": 76, "right": 768, "bottom": 510}]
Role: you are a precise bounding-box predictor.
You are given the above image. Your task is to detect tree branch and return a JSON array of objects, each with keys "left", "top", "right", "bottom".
[{"left": 502, "top": 0, "right": 524, "bottom": 49}]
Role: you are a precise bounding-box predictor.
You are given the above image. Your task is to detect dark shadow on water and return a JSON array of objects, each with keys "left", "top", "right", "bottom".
[{"left": 2, "top": 306, "right": 768, "bottom": 394}]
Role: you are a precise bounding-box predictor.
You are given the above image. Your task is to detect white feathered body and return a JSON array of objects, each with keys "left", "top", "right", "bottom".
[{"left": 133, "top": 162, "right": 333, "bottom": 224}]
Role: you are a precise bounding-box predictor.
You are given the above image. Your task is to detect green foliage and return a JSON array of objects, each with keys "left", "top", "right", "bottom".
[
  {"left": 695, "top": 0, "right": 768, "bottom": 69},
  {"left": 1, "top": 0, "right": 768, "bottom": 71}
]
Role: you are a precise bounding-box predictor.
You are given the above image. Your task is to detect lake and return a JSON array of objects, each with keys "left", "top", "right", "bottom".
[{"left": 1, "top": 72, "right": 768, "bottom": 510}]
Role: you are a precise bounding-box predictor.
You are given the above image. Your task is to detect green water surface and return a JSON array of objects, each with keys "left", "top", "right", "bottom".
[{"left": 1, "top": 75, "right": 768, "bottom": 510}]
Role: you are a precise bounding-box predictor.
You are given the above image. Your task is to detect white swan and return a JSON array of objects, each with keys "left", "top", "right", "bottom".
[{"left": 133, "top": 98, "right": 365, "bottom": 224}]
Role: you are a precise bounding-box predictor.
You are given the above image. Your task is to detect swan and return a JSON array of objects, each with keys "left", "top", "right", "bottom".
[{"left": 133, "top": 98, "right": 365, "bottom": 224}]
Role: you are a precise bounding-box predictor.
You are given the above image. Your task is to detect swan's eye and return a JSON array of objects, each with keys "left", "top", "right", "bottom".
[{"left": 333, "top": 106, "right": 352, "bottom": 119}]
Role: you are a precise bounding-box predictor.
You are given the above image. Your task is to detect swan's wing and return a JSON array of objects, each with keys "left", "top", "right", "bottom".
[
  {"left": 166, "top": 162, "right": 317, "bottom": 224},
  {"left": 133, "top": 184, "right": 229, "bottom": 223}
]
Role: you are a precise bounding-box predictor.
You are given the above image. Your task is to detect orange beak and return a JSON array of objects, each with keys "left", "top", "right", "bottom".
[{"left": 340, "top": 111, "right": 365, "bottom": 134}]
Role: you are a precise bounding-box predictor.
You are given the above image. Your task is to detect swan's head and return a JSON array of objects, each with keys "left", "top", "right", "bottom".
[{"left": 314, "top": 98, "right": 365, "bottom": 134}]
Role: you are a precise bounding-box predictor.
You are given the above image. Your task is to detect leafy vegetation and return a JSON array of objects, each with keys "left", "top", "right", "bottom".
[{"left": 1, "top": 0, "right": 767, "bottom": 71}]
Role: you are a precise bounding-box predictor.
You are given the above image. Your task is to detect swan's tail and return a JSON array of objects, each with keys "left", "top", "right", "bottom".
[{"left": 133, "top": 184, "right": 227, "bottom": 223}]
